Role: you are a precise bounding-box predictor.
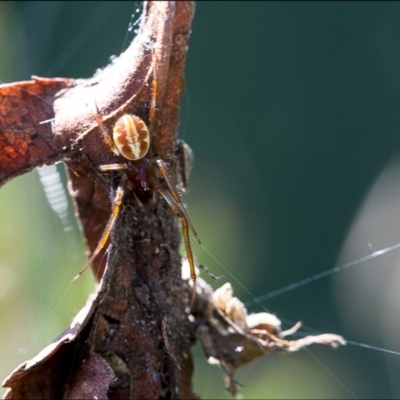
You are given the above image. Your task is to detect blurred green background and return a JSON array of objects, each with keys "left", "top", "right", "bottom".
[{"left": 1, "top": 1, "right": 400, "bottom": 398}]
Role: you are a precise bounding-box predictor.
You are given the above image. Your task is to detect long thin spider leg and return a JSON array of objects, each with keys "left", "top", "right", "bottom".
[
  {"left": 155, "top": 159, "right": 201, "bottom": 244},
  {"left": 73, "top": 47, "right": 156, "bottom": 146},
  {"left": 156, "top": 184, "right": 197, "bottom": 307},
  {"left": 99, "top": 163, "right": 129, "bottom": 172},
  {"left": 72, "top": 176, "right": 127, "bottom": 281},
  {"left": 148, "top": 79, "right": 157, "bottom": 132},
  {"left": 74, "top": 103, "right": 119, "bottom": 155},
  {"left": 92, "top": 104, "right": 120, "bottom": 155},
  {"left": 148, "top": 47, "right": 158, "bottom": 133}
]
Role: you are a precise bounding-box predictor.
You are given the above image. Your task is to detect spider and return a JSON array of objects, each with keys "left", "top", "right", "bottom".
[{"left": 72, "top": 59, "right": 200, "bottom": 305}]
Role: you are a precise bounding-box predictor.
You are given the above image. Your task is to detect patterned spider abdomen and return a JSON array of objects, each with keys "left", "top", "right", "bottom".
[{"left": 113, "top": 114, "right": 150, "bottom": 160}]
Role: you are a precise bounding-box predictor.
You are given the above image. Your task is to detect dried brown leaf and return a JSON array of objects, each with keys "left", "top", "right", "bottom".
[{"left": 2, "top": 2, "right": 198, "bottom": 399}]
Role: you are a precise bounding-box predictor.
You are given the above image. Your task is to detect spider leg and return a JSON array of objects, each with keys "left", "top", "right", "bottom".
[
  {"left": 74, "top": 104, "right": 120, "bottom": 156},
  {"left": 162, "top": 141, "right": 193, "bottom": 194},
  {"left": 99, "top": 163, "right": 128, "bottom": 172},
  {"left": 72, "top": 175, "right": 127, "bottom": 281},
  {"left": 155, "top": 184, "right": 197, "bottom": 307},
  {"left": 73, "top": 46, "right": 156, "bottom": 147},
  {"left": 92, "top": 105, "right": 120, "bottom": 156},
  {"left": 148, "top": 79, "right": 157, "bottom": 132},
  {"left": 155, "top": 159, "right": 201, "bottom": 244},
  {"left": 148, "top": 47, "right": 158, "bottom": 133}
]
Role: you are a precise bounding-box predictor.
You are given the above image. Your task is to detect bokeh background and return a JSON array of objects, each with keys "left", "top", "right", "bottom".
[{"left": 1, "top": 2, "right": 400, "bottom": 398}]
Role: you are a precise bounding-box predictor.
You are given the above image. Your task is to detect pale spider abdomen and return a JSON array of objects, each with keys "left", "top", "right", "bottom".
[{"left": 113, "top": 114, "right": 150, "bottom": 160}]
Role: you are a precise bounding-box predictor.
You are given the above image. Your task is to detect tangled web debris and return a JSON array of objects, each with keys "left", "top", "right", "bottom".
[{"left": 193, "top": 281, "right": 346, "bottom": 397}]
